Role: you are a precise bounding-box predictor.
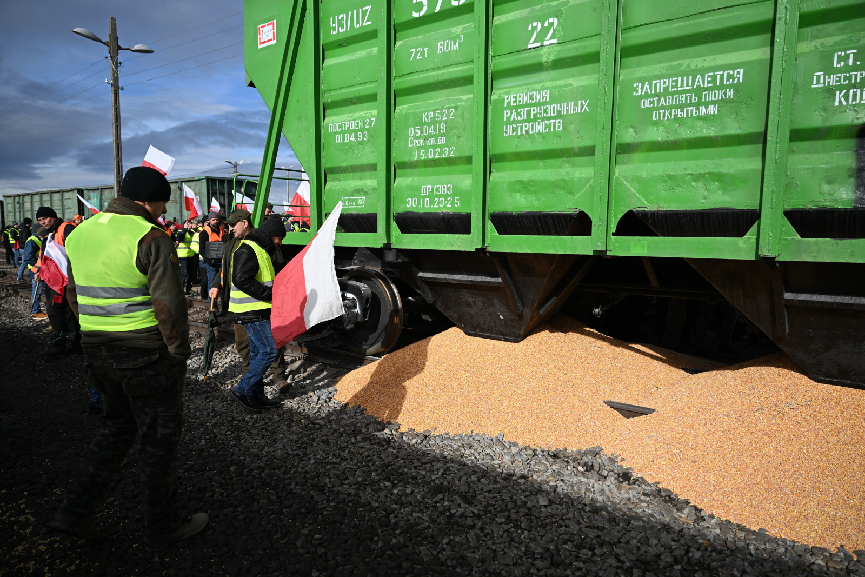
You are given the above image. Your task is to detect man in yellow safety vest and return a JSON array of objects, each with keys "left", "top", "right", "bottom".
[
  {"left": 218, "top": 215, "right": 287, "bottom": 412},
  {"left": 50, "top": 166, "right": 207, "bottom": 550}
]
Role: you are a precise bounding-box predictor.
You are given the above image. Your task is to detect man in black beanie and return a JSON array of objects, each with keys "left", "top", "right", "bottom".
[
  {"left": 222, "top": 215, "right": 287, "bottom": 412},
  {"left": 51, "top": 165, "right": 207, "bottom": 550}
]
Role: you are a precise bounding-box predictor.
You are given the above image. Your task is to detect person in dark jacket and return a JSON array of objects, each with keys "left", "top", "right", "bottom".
[
  {"left": 9, "top": 224, "right": 21, "bottom": 270},
  {"left": 210, "top": 210, "right": 288, "bottom": 388},
  {"left": 51, "top": 166, "right": 206, "bottom": 549},
  {"left": 17, "top": 218, "right": 32, "bottom": 280},
  {"left": 2, "top": 226, "right": 12, "bottom": 264},
  {"left": 198, "top": 212, "right": 225, "bottom": 297},
  {"left": 35, "top": 207, "right": 80, "bottom": 356},
  {"left": 225, "top": 216, "right": 286, "bottom": 412},
  {"left": 21, "top": 226, "right": 48, "bottom": 319}
]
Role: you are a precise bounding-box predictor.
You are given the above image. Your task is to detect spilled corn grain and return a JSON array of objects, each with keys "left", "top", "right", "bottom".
[{"left": 335, "top": 314, "right": 865, "bottom": 552}]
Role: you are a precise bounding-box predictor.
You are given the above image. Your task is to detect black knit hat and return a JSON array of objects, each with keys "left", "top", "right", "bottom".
[
  {"left": 260, "top": 215, "right": 287, "bottom": 240},
  {"left": 120, "top": 166, "right": 171, "bottom": 202},
  {"left": 35, "top": 207, "right": 58, "bottom": 219},
  {"left": 22, "top": 217, "right": 32, "bottom": 225}
]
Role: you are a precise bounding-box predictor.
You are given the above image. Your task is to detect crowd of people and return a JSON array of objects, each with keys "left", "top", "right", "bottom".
[{"left": 3, "top": 166, "right": 308, "bottom": 550}]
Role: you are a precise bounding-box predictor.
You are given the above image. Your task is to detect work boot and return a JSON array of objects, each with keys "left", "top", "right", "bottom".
[
  {"left": 254, "top": 395, "right": 282, "bottom": 409},
  {"left": 231, "top": 390, "right": 261, "bottom": 414},
  {"left": 145, "top": 513, "right": 209, "bottom": 552},
  {"left": 88, "top": 401, "right": 104, "bottom": 415},
  {"left": 43, "top": 344, "right": 67, "bottom": 358},
  {"left": 47, "top": 516, "right": 100, "bottom": 540},
  {"left": 32, "top": 312, "right": 48, "bottom": 320}
]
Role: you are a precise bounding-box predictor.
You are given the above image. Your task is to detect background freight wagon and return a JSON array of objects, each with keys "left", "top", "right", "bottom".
[
  {"left": 242, "top": 0, "right": 865, "bottom": 387},
  {"left": 2, "top": 176, "right": 258, "bottom": 226}
]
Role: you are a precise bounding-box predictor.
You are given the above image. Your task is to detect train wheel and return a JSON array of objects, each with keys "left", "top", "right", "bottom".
[{"left": 338, "top": 267, "right": 403, "bottom": 355}]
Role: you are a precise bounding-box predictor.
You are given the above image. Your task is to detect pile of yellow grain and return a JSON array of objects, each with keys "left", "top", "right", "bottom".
[{"left": 334, "top": 314, "right": 865, "bottom": 551}]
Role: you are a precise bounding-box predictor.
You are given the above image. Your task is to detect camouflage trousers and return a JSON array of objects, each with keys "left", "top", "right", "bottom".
[
  {"left": 58, "top": 345, "right": 185, "bottom": 540},
  {"left": 234, "top": 323, "right": 286, "bottom": 381}
]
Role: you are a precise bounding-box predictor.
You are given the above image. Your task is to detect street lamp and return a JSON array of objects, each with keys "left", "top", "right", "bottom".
[
  {"left": 73, "top": 18, "right": 153, "bottom": 196},
  {"left": 225, "top": 159, "right": 244, "bottom": 175}
]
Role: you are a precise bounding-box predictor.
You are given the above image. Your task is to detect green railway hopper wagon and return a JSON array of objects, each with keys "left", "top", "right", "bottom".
[{"left": 243, "top": 0, "right": 865, "bottom": 387}]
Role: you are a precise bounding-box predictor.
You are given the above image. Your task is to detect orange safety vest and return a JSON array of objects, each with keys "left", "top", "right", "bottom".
[{"left": 205, "top": 226, "right": 224, "bottom": 242}]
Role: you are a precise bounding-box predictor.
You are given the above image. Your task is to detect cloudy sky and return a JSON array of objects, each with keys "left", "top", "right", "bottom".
[{"left": 0, "top": 0, "right": 299, "bottom": 201}]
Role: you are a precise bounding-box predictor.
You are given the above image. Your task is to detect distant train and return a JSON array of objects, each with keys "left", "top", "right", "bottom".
[
  {"left": 1, "top": 176, "right": 258, "bottom": 226},
  {"left": 239, "top": 0, "right": 865, "bottom": 388}
]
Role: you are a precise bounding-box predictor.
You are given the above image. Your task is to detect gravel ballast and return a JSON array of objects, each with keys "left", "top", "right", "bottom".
[
  {"left": 334, "top": 315, "right": 865, "bottom": 553},
  {"left": 0, "top": 271, "right": 863, "bottom": 576}
]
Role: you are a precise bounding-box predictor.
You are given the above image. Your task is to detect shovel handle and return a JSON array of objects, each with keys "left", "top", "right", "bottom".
[{"left": 210, "top": 295, "right": 216, "bottom": 312}]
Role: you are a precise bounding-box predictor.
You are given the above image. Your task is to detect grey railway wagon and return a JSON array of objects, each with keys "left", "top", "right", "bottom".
[{"left": 1, "top": 176, "right": 258, "bottom": 227}]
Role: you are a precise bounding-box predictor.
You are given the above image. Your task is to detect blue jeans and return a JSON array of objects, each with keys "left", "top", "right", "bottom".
[
  {"left": 12, "top": 248, "right": 20, "bottom": 268},
  {"left": 235, "top": 319, "right": 278, "bottom": 399},
  {"left": 203, "top": 263, "right": 221, "bottom": 294},
  {"left": 30, "top": 279, "right": 44, "bottom": 314},
  {"left": 17, "top": 261, "right": 27, "bottom": 281},
  {"left": 90, "top": 387, "right": 102, "bottom": 405},
  {"left": 179, "top": 257, "right": 193, "bottom": 293}
]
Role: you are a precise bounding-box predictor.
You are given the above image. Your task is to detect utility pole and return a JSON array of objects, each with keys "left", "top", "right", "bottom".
[
  {"left": 225, "top": 160, "right": 244, "bottom": 210},
  {"left": 73, "top": 21, "right": 152, "bottom": 197},
  {"left": 108, "top": 17, "right": 123, "bottom": 196}
]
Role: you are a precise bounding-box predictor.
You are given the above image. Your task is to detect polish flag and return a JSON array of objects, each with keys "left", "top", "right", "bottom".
[
  {"left": 142, "top": 146, "right": 175, "bottom": 175},
  {"left": 183, "top": 184, "right": 203, "bottom": 219},
  {"left": 234, "top": 192, "right": 256, "bottom": 211},
  {"left": 40, "top": 235, "right": 69, "bottom": 297},
  {"left": 210, "top": 198, "right": 221, "bottom": 213},
  {"left": 76, "top": 194, "right": 99, "bottom": 215},
  {"left": 271, "top": 202, "right": 344, "bottom": 346},
  {"left": 288, "top": 173, "right": 311, "bottom": 225}
]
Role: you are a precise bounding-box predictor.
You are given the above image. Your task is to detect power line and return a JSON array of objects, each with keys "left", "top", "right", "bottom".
[
  {"left": 123, "top": 42, "right": 243, "bottom": 78},
  {"left": 125, "top": 52, "right": 243, "bottom": 86},
  {"left": 0, "top": 58, "right": 104, "bottom": 113},
  {"left": 142, "top": 11, "right": 242, "bottom": 46},
  {"left": 0, "top": 82, "right": 106, "bottom": 130},
  {"left": 1, "top": 51, "right": 244, "bottom": 129},
  {"left": 124, "top": 24, "right": 243, "bottom": 65},
  {"left": 2, "top": 68, "right": 106, "bottom": 117},
  {"left": 0, "top": 59, "right": 102, "bottom": 110}
]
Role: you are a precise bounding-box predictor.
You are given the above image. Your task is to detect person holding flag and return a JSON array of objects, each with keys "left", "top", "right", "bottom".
[
  {"left": 223, "top": 216, "right": 287, "bottom": 412},
  {"left": 52, "top": 165, "right": 206, "bottom": 549},
  {"left": 209, "top": 210, "right": 288, "bottom": 392},
  {"left": 35, "top": 207, "right": 80, "bottom": 356}
]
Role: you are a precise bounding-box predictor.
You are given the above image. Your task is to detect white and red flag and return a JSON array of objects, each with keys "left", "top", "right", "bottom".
[
  {"left": 234, "top": 193, "right": 256, "bottom": 211},
  {"left": 210, "top": 198, "right": 221, "bottom": 213},
  {"left": 142, "top": 146, "right": 175, "bottom": 175},
  {"left": 271, "top": 202, "right": 343, "bottom": 347},
  {"left": 76, "top": 194, "right": 99, "bottom": 215},
  {"left": 183, "top": 185, "right": 204, "bottom": 219},
  {"left": 40, "top": 235, "right": 69, "bottom": 297},
  {"left": 288, "top": 173, "right": 311, "bottom": 225}
]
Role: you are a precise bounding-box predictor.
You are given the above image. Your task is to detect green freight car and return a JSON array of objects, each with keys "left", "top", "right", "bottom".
[{"left": 243, "top": 0, "right": 865, "bottom": 387}]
